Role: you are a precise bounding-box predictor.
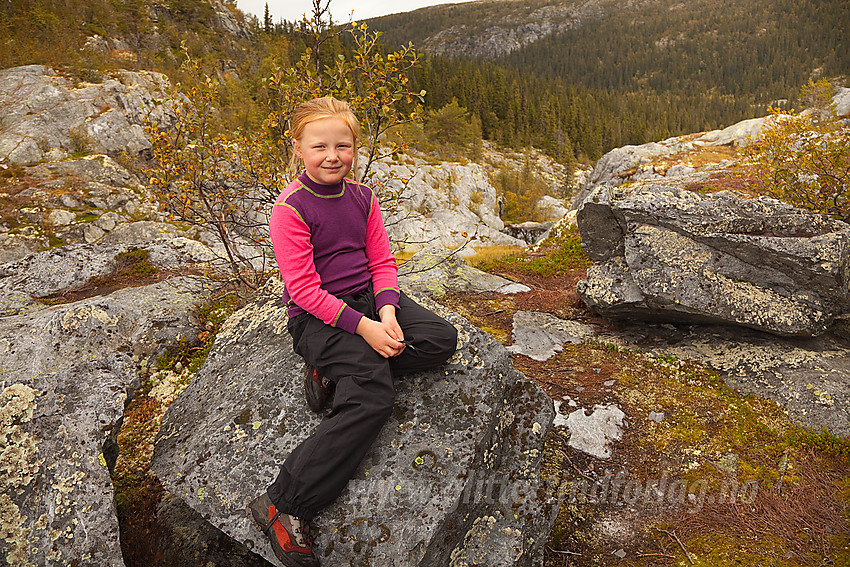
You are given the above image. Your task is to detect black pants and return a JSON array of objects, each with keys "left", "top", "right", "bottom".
[{"left": 267, "top": 290, "right": 458, "bottom": 520}]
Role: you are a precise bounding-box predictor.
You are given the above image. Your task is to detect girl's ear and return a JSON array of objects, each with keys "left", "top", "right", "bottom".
[{"left": 292, "top": 138, "right": 301, "bottom": 159}]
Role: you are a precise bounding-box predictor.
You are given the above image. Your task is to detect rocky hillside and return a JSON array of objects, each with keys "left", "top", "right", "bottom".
[
  {"left": 0, "top": 0, "right": 254, "bottom": 72},
  {"left": 0, "top": 62, "right": 564, "bottom": 565},
  {"left": 372, "top": 0, "right": 849, "bottom": 75},
  {"left": 2, "top": 2, "right": 850, "bottom": 560}
]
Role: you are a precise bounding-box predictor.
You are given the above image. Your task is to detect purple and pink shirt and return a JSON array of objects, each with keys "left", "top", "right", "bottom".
[{"left": 269, "top": 172, "right": 400, "bottom": 334}]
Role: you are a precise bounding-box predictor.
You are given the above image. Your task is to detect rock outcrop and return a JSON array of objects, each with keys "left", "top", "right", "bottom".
[
  {"left": 569, "top": 132, "right": 738, "bottom": 212},
  {"left": 368, "top": 143, "right": 575, "bottom": 252},
  {"left": 151, "top": 285, "right": 558, "bottom": 566},
  {"left": 598, "top": 320, "right": 850, "bottom": 436},
  {"left": 571, "top": 87, "right": 850, "bottom": 213},
  {"left": 0, "top": 65, "right": 174, "bottom": 165},
  {"left": 421, "top": 1, "right": 609, "bottom": 59},
  {"left": 0, "top": 137, "right": 217, "bottom": 564},
  {"left": 576, "top": 181, "right": 850, "bottom": 336},
  {"left": 370, "top": 156, "right": 527, "bottom": 251}
]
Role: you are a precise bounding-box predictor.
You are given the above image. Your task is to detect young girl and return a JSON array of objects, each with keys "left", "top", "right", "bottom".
[{"left": 248, "top": 96, "right": 457, "bottom": 567}]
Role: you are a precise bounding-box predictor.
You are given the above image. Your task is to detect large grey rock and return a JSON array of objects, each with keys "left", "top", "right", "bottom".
[
  {"left": 369, "top": 157, "right": 528, "bottom": 250},
  {"left": 0, "top": 65, "right": 173, "bottom": 164},
  {"left": 0, "top": 232, "right": 47, "bottom": 266},
  {"left": 577, "top": 182, "right": 850, "bottom": 336},
  {"left": 151, "top": 287, "right": 557, "bottom": 566},
  {"left": 97, "top": 221, "right": 184, "bottom": 245},
  {"left": 30, "top": 154, "right": 142, "bottom": 187},
  {"left": 569, "top": 135, "right": 714, "bottom": 210},
  {"left": 694, "top": 116, "right": 768, "bottom": 147},
  {"left": 503, "top": 221, "right": 556, "bottom": 245},
  {"left": 537, "top": 196, "right": 569, "bottom": 221},
  {"left": 0, "top": 277, "right": 206, "bottom": 566},
  {"left": 835, "top": 87, "right": 850, "bottom": 118}
]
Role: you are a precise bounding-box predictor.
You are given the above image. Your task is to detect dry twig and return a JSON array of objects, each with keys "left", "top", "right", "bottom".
[
  {"left": 546, "top": 545, "right": 581, "bottom": 556},
  {"left": 558, "top": 448, "right": 597, "bottom": 483},
  {"left": 654, "top": 527, "right": 694, "bottom": 564}
]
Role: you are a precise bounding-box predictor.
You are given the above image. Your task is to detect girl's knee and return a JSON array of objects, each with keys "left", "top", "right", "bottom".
[
  {"left": 373, "top": 389, "right": 395, "bottom": 420},
  {"left": 437, "top": 321, "right": 458, "bottom": 360}
]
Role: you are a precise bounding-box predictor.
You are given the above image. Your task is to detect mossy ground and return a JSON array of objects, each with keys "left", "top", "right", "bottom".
[{"left": 439, "top": 233, "right": 850, "bottom": 567}]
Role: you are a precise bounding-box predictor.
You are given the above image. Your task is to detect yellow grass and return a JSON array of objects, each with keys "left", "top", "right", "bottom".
[{"left": 464, "top": 245, "right": 526, "bottom": 267}]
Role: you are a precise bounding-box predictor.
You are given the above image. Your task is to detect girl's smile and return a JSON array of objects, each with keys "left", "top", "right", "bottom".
[{"left": 294, "top": 117, "right": 356, "bottom": 185}]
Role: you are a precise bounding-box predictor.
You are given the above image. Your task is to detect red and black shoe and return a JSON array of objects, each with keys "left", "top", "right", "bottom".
[
  {"left": 304, "top": 365, "right": 333, "bottom": 412},
  {"left": 247, "top": 493, "right": 320, "bottom": 567}
]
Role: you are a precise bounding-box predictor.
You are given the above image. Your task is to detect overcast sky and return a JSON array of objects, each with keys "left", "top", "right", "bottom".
[{"left": 237, "top": 0, "right": 460, "bottom": 24}]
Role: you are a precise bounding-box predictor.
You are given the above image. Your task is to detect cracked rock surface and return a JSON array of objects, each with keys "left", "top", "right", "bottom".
[{"left": 0, "top": 276, "right": 207, "bottom": 566}]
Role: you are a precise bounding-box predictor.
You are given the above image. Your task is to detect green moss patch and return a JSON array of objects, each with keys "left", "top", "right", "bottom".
[{"left": 476, "top": 234, "right": 591, "bottom": 278}]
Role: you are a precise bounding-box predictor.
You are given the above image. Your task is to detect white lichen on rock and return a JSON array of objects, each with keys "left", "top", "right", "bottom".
[{"left": 1, "top": 383, "right": 40, "bottom": 566}]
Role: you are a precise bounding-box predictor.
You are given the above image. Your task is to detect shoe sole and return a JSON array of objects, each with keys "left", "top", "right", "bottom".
[{"left": 304, "top": 368, "right": 331, "bottom": 412}]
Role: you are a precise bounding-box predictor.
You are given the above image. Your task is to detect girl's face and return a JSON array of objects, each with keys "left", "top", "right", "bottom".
[{"left": 294, "top": 117, "right": 355, "bottom": 185}]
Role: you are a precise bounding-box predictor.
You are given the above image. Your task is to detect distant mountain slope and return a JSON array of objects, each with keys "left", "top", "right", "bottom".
[
  {"left": 371, "top": 0, "right": 660, "bottom": 58},
  {"left": 370, "top": 0, "right": 850, "bottom": 76},
  {"left": 495, "top": 0, "right": 850, "bottom": 97}
]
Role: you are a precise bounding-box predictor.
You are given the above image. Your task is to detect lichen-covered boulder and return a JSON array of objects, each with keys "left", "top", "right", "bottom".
[
  {"left": 0, "top": 277, "right": 206, "bottom": 566},
  {"left": 150, "top": 287, "right": 557, "bottom": 567},
  {"left": 577, "top": 182, "right": 850, "bottom": 336}
]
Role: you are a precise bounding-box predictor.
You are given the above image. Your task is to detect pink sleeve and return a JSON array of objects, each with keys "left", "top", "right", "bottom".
[
  {"left": 365, "top": 193, "right": 400, "bottom": 311},
  {"left": 269, "top": 202, "right": 364, "bottom": 332}
]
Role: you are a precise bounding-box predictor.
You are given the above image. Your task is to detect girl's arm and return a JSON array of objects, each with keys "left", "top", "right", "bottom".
[
  {"left": 364, "top": 192, "right": 400, "bottom": 311},
  {"left": 360, "top": 191, "right": 405, "bottom": 356}
]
